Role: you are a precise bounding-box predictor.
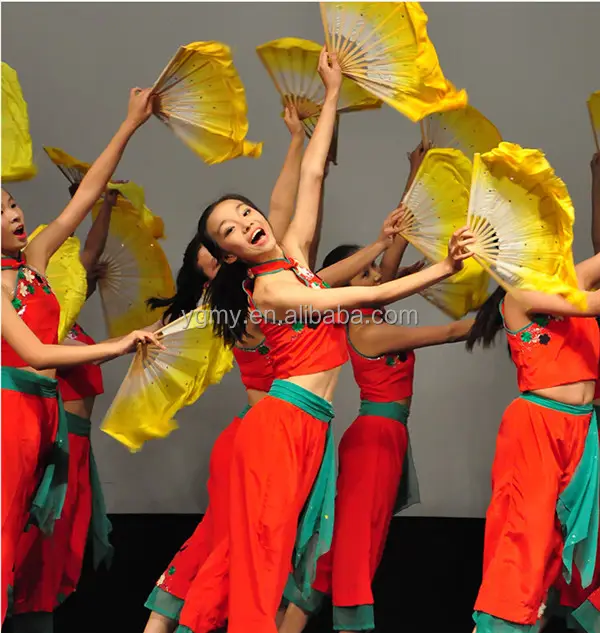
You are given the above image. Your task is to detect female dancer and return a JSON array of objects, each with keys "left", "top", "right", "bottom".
[
  {"left": 186, "top": 48, "right": 473, "bottom": 633},
  {"left": 279, "top": 152, "right": 474, "bottom": 633},
  {"left": 1, "top": 87, "right": 160, "bottom": 623},
  {"left": 465, "top": 236, "right": 600, "bottom": 631},
  {"left": 143, "top": 106, "right": 400, "bottom": 633},
  {"left": 9, "top": 187, "right": 121, "bottom": 631}
]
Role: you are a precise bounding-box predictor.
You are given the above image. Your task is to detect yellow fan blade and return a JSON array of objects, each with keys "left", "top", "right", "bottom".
[
  {"left": 320, "top": 2, "right": 467, "bottom": 122},
  {"left": 2, "top": 62, "right": 37, "bottom": 182},
  {"left": 152, "top": 41, "right": 262, "bottom": 165},
  {"left": 419, "top": 257, "right": 490, "bottom": 319},
  {"left": 256, "top": 37, "right": 382, "bottom": 124},
  {"left": 94, "top": 206, "right": 175, "bottom": 338},
  {"left": 588, "top": 91, "right": 600, "bottom": 152},
  {"left": 425, "top": 105, "right": 502, "bottom": 161},
  {"left": 400, "top": 148, "right": 473, "bottom": 262},
  {"left": 101, "top": 308, "right": 234, "bottom": 452},
  {"left": 467, "top": 142, "right": 585, "bottom": 309},
  {"left": 26, "top": 225, "right": 87, "bottom": 342},
  {"left": 43, "top": 146, "right": 146, "bottom": 212}
]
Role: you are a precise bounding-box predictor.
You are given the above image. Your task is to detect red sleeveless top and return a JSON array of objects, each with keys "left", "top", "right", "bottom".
[
  {"left": 243, "top": 257, "right": 348, "bottom": 379},
  {"left": 594, "top": 317, "right": 600, "bottom": 400},
  {"left": 1, "top": 255, "right": 60, "bottom": 368},
  {"left": 501, "top": 301, "right": 599, "bottom": 392},
  {"left": 233, "top": 339, "right": 274, "bottom": 393},
  {"left": 347, "top": 308, "right": 416, "bottom": 402},
  {"left": 57, "top": 323, "right": 104, "bottom": 402}
]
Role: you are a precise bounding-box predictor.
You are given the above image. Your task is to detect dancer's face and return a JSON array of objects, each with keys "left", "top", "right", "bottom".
[
  {"left": 205, "top": 199, "right": 276, "bottom": 263},
  {"left": 350, "top": 261, "right": 382, "bottom": 287},
  {"left": 196, "top": 245, "right": 220, "bottom": 280},
  {"left": 1, "top": 189, "right": 28, "bottom": 255}
]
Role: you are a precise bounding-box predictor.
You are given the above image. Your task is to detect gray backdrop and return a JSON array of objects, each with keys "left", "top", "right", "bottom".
[{"left": 3, "top": 2, "right": 599, "bottom": 517}]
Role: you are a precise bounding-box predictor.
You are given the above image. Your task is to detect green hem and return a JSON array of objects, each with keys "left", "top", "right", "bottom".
[
  {"left": 332, "top": 604, "right": 375, "bottom": 631},
  {"left": 144, "top": 586, "right": 183, "bottom": 621}
]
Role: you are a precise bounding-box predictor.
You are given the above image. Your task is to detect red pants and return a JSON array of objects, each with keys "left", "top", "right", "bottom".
[
  {"left": 1, "top": 385, "right": 58, "bottom": 623},
  {"left": 313, "top": 414, "right": 407, "bottom": 609},
  {"left": 151, "top": 416, "right": 242, "bottom": 608},
  {"left": 178, "top": 396, "right": 327, "bottom": 633},
  {"left": 12, "top": 431, "right": 92, "bottom": 613},
  {"left": 474, "top": 397, "right": 591, "bottom": 625}
]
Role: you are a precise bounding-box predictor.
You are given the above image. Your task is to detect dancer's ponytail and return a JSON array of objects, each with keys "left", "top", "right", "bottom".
[
  {"left": 146, "top": 232, "right": 208, "bottom": 325},
  {"left": 465, "top": 286, "right": 506, "bottom": 351}
]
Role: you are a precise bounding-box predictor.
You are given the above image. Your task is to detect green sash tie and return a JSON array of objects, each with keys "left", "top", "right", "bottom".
[
  {"left": 269, "top": 379, "right": 335, "bottom": 603},
  {"left": 358, "top": 400, "right": 420, "bottom": 513},
  {"left": 65, "top": 412, "right": 113, "bottom": 570},
  {"left": 1, "top": 366, "right": 69, "bottom": 536},
  {"left": 520, "top": 391, "right": 599, "bottom": 588}
]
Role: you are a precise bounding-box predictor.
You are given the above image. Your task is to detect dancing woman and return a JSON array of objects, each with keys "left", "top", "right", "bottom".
[
  {"left": 9, "top": 187, "right": 121, "bottom": 631},
  {"left": 0, "top": 88, "right": 160, "bottom": 623},
  {"left": 279, "top": 151, "right": 474, "bottom": 633},
  {"left": 187, "top": 49, "right": 473, "bottom": 633},
  {"left": 465, "top": 239, "right": 600, "bottom": 632}
]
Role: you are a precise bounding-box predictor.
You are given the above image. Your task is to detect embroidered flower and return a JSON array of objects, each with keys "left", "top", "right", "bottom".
[
  {"left": 17, "top": 282, "right": 29, "bottom": 297},
  {"left": 42, "top": 285, "right": 52, "bottom": 294},
  {"left": 12, "top": 298, "right": 22, "bottom": 311},
  {"left": 292, "top": 322, "right": 304, "bottom": 332},
  {"left": 258, "top": 344, "right": 269, "bottom": 355},
  {"left": 17, "top": 305, "right": 26, "bottom": 317},
  {"left": 532, "top": 315, "right": 550, "bottom": 327},
  {"left": 157, "top": 573, "right": 165, "bottom": 586},
  {"left": 520, "top": 331, "right": 533, "bottom": 343},
  {"left": 385, "top": 356, "right": 396, "bottom": 366},
  {"left": 167, "top": 566, "right": 176, "bottom": 575},
  {"left": 539, "top": 333, "right": 551, "bottom": 345},
  {"left": 397, "top": 352, "right": 408, "bottom": 362},
  {"left": 22, "top": 268, "right": 35, "bottom": 283}
]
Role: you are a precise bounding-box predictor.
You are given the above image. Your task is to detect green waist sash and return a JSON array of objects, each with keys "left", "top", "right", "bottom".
[
  {"left": 359, "top": 400, "right": 420, "bottom": 513},
  {"left": 1, "top": 366, "right": 69, "bottom": 536},
  {"left": 237, "top": 404, "right": 252, "bottom": 419},
  {"left": 270, "top": 379, "right": 335, "bottom": 603},
  {"left": 520, "top": 392, "right": 599, "bottom": 589},
  {"left": 65, "top": 412, "right": 113, "bottom": 570}
]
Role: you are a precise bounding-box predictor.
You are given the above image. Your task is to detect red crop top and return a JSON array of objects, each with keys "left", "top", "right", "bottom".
[
  {"left": 233, "top": 339, "right": 274, "bottom": 393},
  {"left": 57, "top": 323, "right": 104, "bottom": 402},
  {"left": 1, "top": 255, "right": 60, "bottom": 368},
  {"left": 594, "top": 317, "right": 600, "bottom": 400},
  {"left": 347, "top": 308, "right": 416, "bottom": 402},
  {"left": 501, "top": 301, "right": 599, "bottom": 392},
  {"left": 243, "top": 257, "right": 348, "bottom": 379}
]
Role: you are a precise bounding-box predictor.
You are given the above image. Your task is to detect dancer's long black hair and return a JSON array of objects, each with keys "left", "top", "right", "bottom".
[
  {"left": 465, "top": 286, "right": 507, "bottom": 351},
  {"left": 319, "top": 244, "right": 361, "bottom": 274},
  {"left": 146, "top": 230, "right": 210, "bottom": 326},
  {"left": 198, "top": 194, "right": 265, "bottom": 347}
]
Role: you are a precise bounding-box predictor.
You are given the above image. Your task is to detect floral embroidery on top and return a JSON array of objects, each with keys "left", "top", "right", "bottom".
[
  {"left": 257, "top": 343, "right": 269, "bottom": 355},
  {"left": 385, "top": 351, "right": 409, "bottom": 366},
  {"left": 512, "top": 314, "right": 563, "bottom": 348}
]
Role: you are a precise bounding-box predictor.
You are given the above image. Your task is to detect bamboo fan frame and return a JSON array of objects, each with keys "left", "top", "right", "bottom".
[
  {"left": 43, "top": 147, "right": 89, "bottom": 185},
  {"left": 319, "top": 2, "right": 398, "bottom": 91}
]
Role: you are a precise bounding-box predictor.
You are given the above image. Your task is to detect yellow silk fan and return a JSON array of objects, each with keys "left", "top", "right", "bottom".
[
  {"left": 319, "top": 2, "right": 467, "bottom": 122},
  {"left": 399, "top": 148, "right": 473, "bottom": 261},
  {"left": 588, "top": 91, "right": 600, "bottom": 152},
  {"left": 43, "top": 146, "right": 146, "bottom": 212},
  {"left": 397, "top": 148, "right": 489, "bottom": 318},
  {"left": 101, "top": 308, "right": 234, "bottom": 452},
  {"left": 2, "top": 62, "right": 37, "bottom": 182},
  {"left": 466, "top": 142, "right": 585, "bottom": 309},
  {"left": 419, "top": 258, "right": 489, "bottom": 319},
  {"left": 152, "top": 41, "right": 262, "bottom": 165},
  {"left": 44, "top": 147, "right": 164, "bottom": 239},
  {"left": 95, "top": 207, "right": 175, "bottom": 338},
  {"left": 26, "top": 225, "right": 87, "bottom": 342},
  {"left": 425, "top": 105, "right": 502, "bottom": 161},
  {"left": 256, "top": 37, "right": 381, "bottom": 163}
]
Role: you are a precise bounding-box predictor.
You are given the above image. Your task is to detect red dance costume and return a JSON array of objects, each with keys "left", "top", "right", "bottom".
[
  {"left": 176, "top": 256, "right": 348, "bottom": 633},
  {"left": 1, "top": 255, "right": 62, "bottom": 622},
  {"left": 311, "top": 308, "right": 416, "bottom": 631},
  {"left": 474, "top": 306, "right": 600, "bottom": 631},
  {"left": 145, "top": 341, "right": 274, "bottom": 623},
  {"left": 12, "top": 323, "right": 110, "bottom": 616}
]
